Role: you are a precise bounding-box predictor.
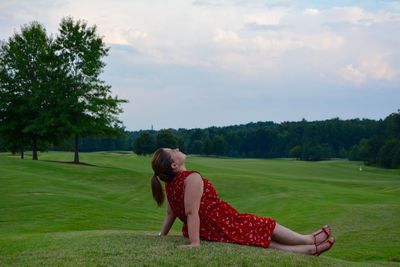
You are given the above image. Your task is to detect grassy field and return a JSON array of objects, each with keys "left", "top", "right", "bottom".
[{"left": 0, "top": 151, "right": 399, "bottom": 266}]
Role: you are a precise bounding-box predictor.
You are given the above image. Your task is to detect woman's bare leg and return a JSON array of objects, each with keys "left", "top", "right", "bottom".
[
  {"left": 269, "top": 241, "right": 314, "bottom": 255},
  {"left": 272, "top": 223, "right": 314, "bottom": 245}
]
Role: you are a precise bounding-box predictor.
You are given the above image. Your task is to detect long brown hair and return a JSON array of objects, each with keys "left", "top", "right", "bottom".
[{"left": 151, "top": 148, "right": 175, "bottom": 207}]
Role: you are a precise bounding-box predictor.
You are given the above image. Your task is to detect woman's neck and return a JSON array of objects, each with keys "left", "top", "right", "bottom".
[{"left": 177, "top": 164, "right": 187, "bottom": 173}]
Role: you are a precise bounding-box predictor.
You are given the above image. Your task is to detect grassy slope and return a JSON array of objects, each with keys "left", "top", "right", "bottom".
[{"left": 0, "top": 152, "right": 399, "bottom": 266}]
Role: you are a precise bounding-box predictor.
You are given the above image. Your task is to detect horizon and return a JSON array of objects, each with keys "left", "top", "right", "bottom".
[
  {"left": 1, "top": 0, "right": 399, "bottom": 131},
  {"left": 128, "top": 112, "right": 391, "bottom": 132}
]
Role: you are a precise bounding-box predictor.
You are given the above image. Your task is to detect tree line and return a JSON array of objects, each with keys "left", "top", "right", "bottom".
[
  {"left": 132, "top": 111, "right": 400, "bottom": 169},
  {"left": 0, "top": 18, "right": 126, "bottom": 162}
]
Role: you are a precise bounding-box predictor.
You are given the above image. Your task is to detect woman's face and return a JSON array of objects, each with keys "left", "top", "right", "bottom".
[{"left": 165, "top": 148, "right": 186, "bottom": 170}]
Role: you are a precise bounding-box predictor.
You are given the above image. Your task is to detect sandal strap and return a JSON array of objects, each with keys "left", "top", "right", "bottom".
[
  {"left": 321, "top": 226, "right": 330, "bottom": 236},
  {"left": 314, "top": 237, "right": 335, "bottom": 256},
  {"left": 314, "top": 244, "right": 319, "bottom": 256},
  {"left": 313, "top": 226, "right": 330, "bottom": 244}
]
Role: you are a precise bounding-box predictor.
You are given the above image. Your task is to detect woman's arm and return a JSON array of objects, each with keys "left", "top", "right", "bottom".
[
  {"left": 159, "top": 199, "right": 176, "bottom": 236},
  {"left": 181, "top": 173, "right": 204, "bottom": 247}
]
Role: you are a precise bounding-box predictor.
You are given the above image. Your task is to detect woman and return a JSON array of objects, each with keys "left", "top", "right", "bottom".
[{"left": 151, "top": 148, "right": 335, "bottom": 256}]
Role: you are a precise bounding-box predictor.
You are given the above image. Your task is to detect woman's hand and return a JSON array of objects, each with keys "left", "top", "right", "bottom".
[
  {"left": 144, "top": 232, "right": 164, "bottom": 237},
  {"left": 178, "top": 243, "right": 200, "bottom": 248}
]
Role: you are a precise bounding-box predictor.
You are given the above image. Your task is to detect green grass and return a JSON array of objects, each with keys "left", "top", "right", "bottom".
[{"left": 0, "top": 151, "right": 399, "bottom": 266}]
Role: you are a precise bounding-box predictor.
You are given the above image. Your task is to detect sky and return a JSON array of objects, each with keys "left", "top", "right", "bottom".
[{"left": 1, "top": 0, "right": 399, "bottom": 131}]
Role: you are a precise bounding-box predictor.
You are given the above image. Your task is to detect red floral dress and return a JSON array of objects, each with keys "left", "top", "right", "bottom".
[{"left": 165, "top": 170, "right": 276, "bottom": 248}]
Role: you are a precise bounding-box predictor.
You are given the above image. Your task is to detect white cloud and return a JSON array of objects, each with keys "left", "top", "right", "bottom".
[
  {"left": 2, "top": 1, "right": 399, "bottom": 77},
  {"left": 340, "top": 64, "right": 366, "bottom": 85},
  {"left": 213, "top": 29, "right": 241, "bottom": 45},
  {"left": 104, "top": 28, "right": 148, "bottom": 46},
  {"left": 253, "top": 36, "right": 294, "bottom": 51},
  {"left": 304, "top": 8, "right": 319, "bottom": 15},
  {"left": 243, "top": 10, "right": 286, "bottom": 25},
  {"left": 303, "top": 33, "right": 344, "bottom": 50},
  {"left": 323, "top": 6, "right": 400, "bottom": 27},
  {"left": 331, "top": 6, "right": 365, "bottom": 23},
  {"left": 361, "top": 57, "right": 397, "bottom": 81},
  {"left": 340, "top": 57, "right": 397, "bottom": 85}
]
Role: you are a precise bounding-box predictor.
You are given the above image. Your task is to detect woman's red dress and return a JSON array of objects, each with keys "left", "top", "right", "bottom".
[{"left": 165, "top": 170, "right": 276, "bottom": 248}]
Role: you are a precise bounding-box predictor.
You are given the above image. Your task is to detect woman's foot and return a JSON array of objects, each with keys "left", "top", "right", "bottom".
[
  {"left": 311, "top": 225, "right": 331, "bottom": 245},
  {"left": 313, "top": 237, "right": 335, "bottom": 256}
]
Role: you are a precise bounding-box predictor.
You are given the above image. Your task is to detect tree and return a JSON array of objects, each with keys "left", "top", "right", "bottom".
[
  {"left": 211, "top": 135, "right": 228, "bottom": 155},
  {"left": 133, "top": 132, "right": 156, "bottom": 155},
  {"left": 156, "top": 129, "right": 178, "bottom": 149},
  {"left": 393, "top": 145, "right": 400, "bottom": 169},
  {"left": 191, "top": 140, "right": 203, "bottom": 154},
  {"left": 377, "top": 139, "right": 400, "bottom": 168},
  {"left": 1, "top": 19, "right": 127, "bottom": 162},
  {"left": 0, "top": 22, "right": 65, "bottom": 160},
  {"left": 385, "top": 110, "right": 400, "bottom": 139},
  {"left": 55, "top": 17, "right": 127, "bottom": 163},
  {"left": 203, "top": 137, "right": 213, "bottom": 155},
  {"left": 289, "top": 145, "right": 301, "bottom": 159}
]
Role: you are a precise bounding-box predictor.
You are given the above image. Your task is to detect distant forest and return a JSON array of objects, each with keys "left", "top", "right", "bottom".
[{"left": 43, "top": 110, "right": 400, "bottom": 169}]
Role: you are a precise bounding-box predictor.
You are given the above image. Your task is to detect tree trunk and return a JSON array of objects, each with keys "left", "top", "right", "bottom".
[
  {"left": 74, "top": 134, "right": 79, "bottom": 163},
  {"left": 32, "top": 135, "right": 38, "bottom": 160},
  {"left": 21, "top": 150, "right": 24, "bottom": 159}
]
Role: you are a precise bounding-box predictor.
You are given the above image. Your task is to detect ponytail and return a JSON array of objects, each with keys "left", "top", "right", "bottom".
[
  {"left": 151, "top": 148, "right": 175, "bottom": 207},
  {"left": 151, "top": 174, "right": 165, "bottom": 207}
]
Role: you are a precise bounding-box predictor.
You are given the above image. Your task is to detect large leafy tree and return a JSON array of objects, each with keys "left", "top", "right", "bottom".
[
  {"left": 1, "top": 18, "right": 126, "bottom": 162},
  {"left": 55, "top": 17, "right": 127, "bottom": 163},
  {"left": 0, "top": 22, "right": 66, "bottom": 160}
]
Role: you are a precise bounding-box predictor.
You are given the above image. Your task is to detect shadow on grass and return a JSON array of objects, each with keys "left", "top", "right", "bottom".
[{"left": 41, "top": 160, "right": 98, "bottom": 167}]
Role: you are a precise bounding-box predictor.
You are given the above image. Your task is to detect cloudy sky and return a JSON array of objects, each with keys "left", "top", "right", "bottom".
[{"left": 1, "top": 0, "right": 399, "bottom": 131}]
